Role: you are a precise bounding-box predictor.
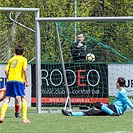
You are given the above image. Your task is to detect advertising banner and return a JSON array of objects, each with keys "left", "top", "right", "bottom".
[{"left": 31, "top": 63, "right": 109, "bottom": 104}]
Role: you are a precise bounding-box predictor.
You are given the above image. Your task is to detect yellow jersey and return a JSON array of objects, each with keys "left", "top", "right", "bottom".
[{"left": 5, "top": 55, "right": 27, "bottom": 83}]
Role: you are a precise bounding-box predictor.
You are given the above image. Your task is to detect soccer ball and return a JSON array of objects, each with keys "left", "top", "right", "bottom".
[{"left": 86, "top": 53, "right": 95, "bottom": 62}]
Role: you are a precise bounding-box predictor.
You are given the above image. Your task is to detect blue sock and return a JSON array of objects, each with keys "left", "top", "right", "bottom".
[
  {"left": 71, "top": 112, "right": 84, "bottom": 116},
  {"left": 101, "top": 105, "right": 114, "bottom": 115}
]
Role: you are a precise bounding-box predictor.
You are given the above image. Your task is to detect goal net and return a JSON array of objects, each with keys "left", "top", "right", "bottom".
[
  {"left": 0, "top": 8, "right": 38, "bottom": 63},
  {"left": 35, "top": 17, "right": 133, "bottom": 113}
]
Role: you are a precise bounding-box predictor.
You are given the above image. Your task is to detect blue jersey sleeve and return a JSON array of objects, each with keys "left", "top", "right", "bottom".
[
  {"left": 114, "top": 88, "right": 133, "bottom": 114},
  {"left": 118, "top": 90, "right": 133, "bottom": 110}
]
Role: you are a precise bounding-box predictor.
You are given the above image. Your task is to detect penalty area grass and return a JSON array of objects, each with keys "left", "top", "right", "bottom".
[{"left": 0, "top": 107, "right": 132, "bottom": 133}]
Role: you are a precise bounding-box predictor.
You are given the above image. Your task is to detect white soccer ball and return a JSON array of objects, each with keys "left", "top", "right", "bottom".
[{"left": 86, "top": 53, "right": 95, "bottom": 62}]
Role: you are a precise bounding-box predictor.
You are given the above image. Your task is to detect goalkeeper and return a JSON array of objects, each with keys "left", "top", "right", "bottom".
[{"left": 62, "top": 77, "right": 133, "bottom": 116}]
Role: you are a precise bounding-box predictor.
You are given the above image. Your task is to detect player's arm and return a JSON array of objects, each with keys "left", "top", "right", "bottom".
[
  {"left": 119, "top": 92, "right": 133, "bottom": 110},
  {"left": 23, "top": 59, "right": 29, "bottom": 87},
  {"left": 77, "top": 42, "right": 83, "bottom": 48},
  {"left": 23, "top": 68, "right": 29, "bottom": 87},
  {"left": 125, "top": 98, "right": 133, "bottom": 110},
  {"left": 70, "top": 43, "right": 79, "bottom": 57},
  {"left": 5, "top": 70, "right": 9, "bottom": 79},
  {"left": 5, "top": 61, "right": 10, "bottom": 78}
]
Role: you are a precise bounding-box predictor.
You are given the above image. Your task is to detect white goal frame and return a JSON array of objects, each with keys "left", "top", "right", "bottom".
[{"left": 35, "top": 16, "right": 133, "bottom": 113}]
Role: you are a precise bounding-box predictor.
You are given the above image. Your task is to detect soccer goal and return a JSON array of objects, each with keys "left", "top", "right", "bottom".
[
  {"left": 35, "top": 17, "right": 133, "bottom": 113},
  {"left": 0, "top": 7, "right": 39, "bottom": 107}
]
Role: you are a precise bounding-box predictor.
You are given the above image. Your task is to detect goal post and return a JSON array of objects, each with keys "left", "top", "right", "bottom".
[
  {"left": 55, "top": 22, "right": 72, "bottom": 110},
  {"left": 35, "top": 16, "right": 133, "bottom": 113}
]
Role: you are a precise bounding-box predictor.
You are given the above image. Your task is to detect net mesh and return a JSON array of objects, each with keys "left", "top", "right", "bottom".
[
  {"left": 0, "top": 11, "right": 35, "bottom": 63},
  {"left": 39, "top": 20, "right": 133, "bottom": 111}
]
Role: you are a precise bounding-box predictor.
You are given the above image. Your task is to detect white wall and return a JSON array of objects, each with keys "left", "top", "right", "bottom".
[{"left": 108, "top": 64, "right": 133, "bottom": 96}]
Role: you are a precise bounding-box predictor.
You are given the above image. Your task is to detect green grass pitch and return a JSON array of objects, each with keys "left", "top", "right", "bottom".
[{"left": 0, "top": 107, "right": 132, "bottom": 133}]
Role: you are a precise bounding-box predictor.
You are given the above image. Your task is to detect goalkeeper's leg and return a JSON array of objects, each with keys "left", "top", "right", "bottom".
[
  {"left": 62, "top": 103, "right": 119, "bottom": 116},
  {"left": 94, "top": 102, "right": 119, "bottom": 116},
  {"left": 62, "top": 109, "right": 102, "bottom": 116},
  {"left": 62, "top": 109, "right": 87, "bottom": 116}
]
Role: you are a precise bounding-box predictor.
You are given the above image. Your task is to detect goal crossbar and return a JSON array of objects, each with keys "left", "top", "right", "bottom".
[
  {"left": 0, "top": 7, "right": 39, "bottom": 12},
  {"left": 36, "top": 16, "right": 133, "bottom": 22}
]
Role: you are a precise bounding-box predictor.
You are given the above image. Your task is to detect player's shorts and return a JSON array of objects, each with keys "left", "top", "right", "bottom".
[{"left": 6, "top": 81, "right": 25, "bottom": 97}]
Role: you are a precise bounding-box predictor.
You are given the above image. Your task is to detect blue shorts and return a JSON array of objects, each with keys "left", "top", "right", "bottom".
[{"left": 6, "top": 81, "right": 25, "bottom": 97}]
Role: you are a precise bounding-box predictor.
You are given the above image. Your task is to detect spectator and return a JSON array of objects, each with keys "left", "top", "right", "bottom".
[{"left": 70, "top": 32, "right": 90, "bottom": 62}]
